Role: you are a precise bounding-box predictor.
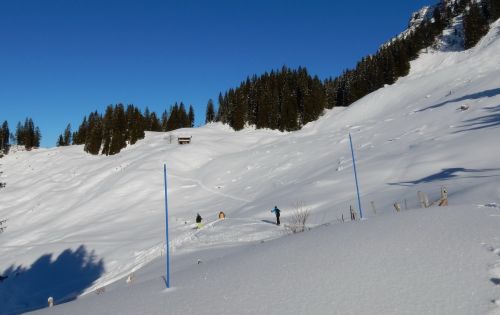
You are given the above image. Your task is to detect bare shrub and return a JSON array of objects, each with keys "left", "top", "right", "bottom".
[{"left": 286, "top": 201, "right": 311, "bottom": 233}]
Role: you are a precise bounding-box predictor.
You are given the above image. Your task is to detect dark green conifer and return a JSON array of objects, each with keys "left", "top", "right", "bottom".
[
  {"left": 101, "top": 105, "right": 114, "bottom": 155},
  {"left": 0, "top": 121, "right": 9, "bottom": 153},
  {"left": 109, "top": 104, "right": 127, "bottom": 155},
  {"left": 63, "top": 124, "right": 71, "bottom": 146},
  {"left": 464, "top": 2, "right": 490, "bottom": 49},
  {"left": 57, "top": 134, "right": 64, "bottom": 147},
  {"left": 161, "top": 110, "right": 169, "bottom": 131},
  {"left": 188, "top": 105, "right": 195, "bottom": 127},
  {"left": 205, "top": 99, "right": 216, "bottom": 124},
  {"left": 150, "top": 112, "right": 162, "bottom": 131}
]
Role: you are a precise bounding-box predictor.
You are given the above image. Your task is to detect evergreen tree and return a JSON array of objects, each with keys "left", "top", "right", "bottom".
[
  {"left": 166, "top": 104, "right": 177, "bottom": 131},
  {"left": 150, "top": 112, "right": 162, "bottom": 131},
  {"left": 33, "top": 127, "right": 41, "bottom": 148},
  {"left": 125, "top": 105, "right": 143, "bottom": 145},
  {"left": 0, "top": 121, "right": 9, "bottom": 153},
  {"left": 101, "top": 105, "right": 114, "bottom": 155},
  {"left": 109, "top": 104, "right": 127, "bottom": 155},
  {"left": 84, "top": 112, "right": 103, "bottom": 155},
  {"left": 63, "top": 124, "right": 71, "bottom": 146},
  {"left": 129, "top": 107, "right": 144, "bottom": 145},
  {"left": 178, "top": 102, "right": 189, "bottom": 128},
  {"left": 57, "top": 134, "right": 64, "bottom": 147},
  {"left": 464, "top": 2, "right": 490, "bottom": 49},
  {"left": 230, "top": 89, "right": 246, "bottom": 131},
  {"left": 303, "top": 76, "right": 326, "bottom": 125},
  {"left": 432, "top": 6, "right": 444, "bottom": 33},
  {"left": 188, "top": 105, "right": 195, "bottom": 127},
  {"left": 161, "top": 110, "right": 169, "bottom": 131},
  {"left": 15, "top": 122, "right": 22, "bottom": 145},
  {"left": 486, "top": 0, "right": 500, "bottom": 20},
  {"left": 14, "top": 118, "right": 41, "bottom": 150},
  {"left": 73, "top": 116, "right": 88, "bottom": 145},
  {"left": 205, "top": 99, "right": 215, "bottom": 123},
  {"left": 143, "top": 107, "right": 151, "bottom": 131},
  {"left": 216, "top": 92, "right": 229, "bottom": 123}
]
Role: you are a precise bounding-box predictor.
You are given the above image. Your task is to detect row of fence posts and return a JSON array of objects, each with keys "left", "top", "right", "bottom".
[{"left": 342, "top": 186, "right": 449, "bottom": 222}]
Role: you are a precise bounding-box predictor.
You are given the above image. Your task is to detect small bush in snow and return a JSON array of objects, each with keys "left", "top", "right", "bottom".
[
  {"left": 0, "top": 218, "right": 6, "bottom": 234},
  {"left": 95, "top": 287, "right": 106, "bottom": 295},
  {"left": 286, "top": 202, "right": 310, "bottom": 233}
]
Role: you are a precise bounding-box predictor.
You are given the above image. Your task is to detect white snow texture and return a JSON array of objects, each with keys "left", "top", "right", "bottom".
[{"left": 1, "top": 16, "right": 500, "bottom": 315}]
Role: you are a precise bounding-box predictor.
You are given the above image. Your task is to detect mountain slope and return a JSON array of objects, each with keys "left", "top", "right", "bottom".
[{"left": 1, "top": 17, "right": 500, "bottom": 315}]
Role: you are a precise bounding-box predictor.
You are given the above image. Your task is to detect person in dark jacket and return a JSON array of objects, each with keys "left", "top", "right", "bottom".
[
  {"left": 271, "top": 206, "right": 281, "bottom": 225},
  {"left": 196, "top": 213, "right": 203, "bottom": 229}
]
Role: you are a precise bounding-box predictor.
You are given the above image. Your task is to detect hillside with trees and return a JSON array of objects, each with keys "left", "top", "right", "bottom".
[
  {"left": 64, "top": 103, "right": 195, "bottom": 155},
  {"left": 9, "top": 0, "right": 499, "bottom": 154},
  {"left": 212, "top": 0, "right": 500, "bottom": 132}
]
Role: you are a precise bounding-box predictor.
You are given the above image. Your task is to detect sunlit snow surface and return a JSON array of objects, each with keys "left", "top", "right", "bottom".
[{"left": 1, "top": 19, "right": 500, "bottom": 315}]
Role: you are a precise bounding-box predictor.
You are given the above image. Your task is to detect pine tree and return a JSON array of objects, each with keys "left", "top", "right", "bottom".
[
  {"left": 101, "top": 105, "right": 114, "bottom": 155},
  {"left": 0, "top": 121, "right": 9, "bottom": 153},
  {"left": 57, "top": 134, "right": 64, "bottom": 147},
  {"left": 188, "top": 105, "right": 195, "bottom": 127},
  {"left": 230, "top": 90, "right": 245, "bottom": 131},
  {"left": 161, "top": 110, "right": 169, "bottom": 131},
  {"left": 63, "top": 124, "right": 71, "bottom": 146},
  {"left": 14, "top": 118, "right": 41, "bottom": 150},
  {"left": 487, "top": 0, "right": 500, "bottom": 20},
  {"left": 125, "top": 106, "right": 144, "bottom": 145},
  {"left": 143, "top": 107, "right": 151, "bottom": 131},
  {"left": 432, "top": 6, "right": 444, "bottom": 33},
  {"left": 125, "top": 105, "right": 144, "bottom": 145},
  {"left": 166, "top": 104, "right": 178, "bottom": 131},
  {"left": 150, "top": 112, "right": 162, "bottom": 131},
  {"left": 15, "top": 122, "right": 23, "bottom": 145},
  {"left": 205, "top": 99, "right": 215, "bottom": 123},
  {"left": 303, "top": 76, "right": 326, "bottom": 125},
  {"left": 464, "top": 2, "right": 490, "bottom": 49},
  {"left": 178, "top": 102, "right": 189, "bottom": 128},
  {"left": 109, "top": 104, "right": 127, "bottom": 155},
  {"left": 216, "top": 92, "right": 229, "bottom": 123},
  {"left": 33, "top": 127, "right": 41, "bottom": 148},
  {"left": 84, "top": 112, "right": 103, "bottom": 155}
]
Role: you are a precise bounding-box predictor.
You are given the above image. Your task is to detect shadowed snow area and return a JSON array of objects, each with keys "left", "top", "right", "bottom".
[
  {"left": 0, "top": 246, "right": 104, "bottom": 314},
  {"left": 1, "top": 18, "right": 500, "bottom": 315}
]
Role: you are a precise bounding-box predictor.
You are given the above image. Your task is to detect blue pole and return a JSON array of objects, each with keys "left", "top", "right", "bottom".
[
  {"left": 163, "top": 164, "right": 170, "bottom": 288},
  {"left": 349, "top": 133, "right": 363, "bottom": 219}
]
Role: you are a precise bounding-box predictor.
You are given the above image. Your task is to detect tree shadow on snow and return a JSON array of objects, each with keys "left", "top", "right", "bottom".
[
  {"left": 388, "top": 167, "right": 500, "bottom": 186},
  {"left": 416, "top": 88, "right": 500, "bottom": 112},
  {"left": 453, "top": 105, "right": 500, "bottom": 133},
  {"left": 0, "top": 245, "right": 104, "bottom": 314}
]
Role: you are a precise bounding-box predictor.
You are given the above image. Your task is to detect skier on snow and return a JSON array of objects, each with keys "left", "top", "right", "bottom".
[{"left": 271, "top": 206, "right": 281, "bottom": 226}]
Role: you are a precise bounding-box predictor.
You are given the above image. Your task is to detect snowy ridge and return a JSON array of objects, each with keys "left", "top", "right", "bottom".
[{"left": 1, "top": 16, "right": 500, "bottom": 315}]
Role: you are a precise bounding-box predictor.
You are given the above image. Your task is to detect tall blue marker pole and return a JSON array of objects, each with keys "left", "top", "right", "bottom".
[
  {"left": 163, "top": 164, "right": 170, "bottom": 288},
  {"left": 349, "top": 133, "right": 363, "bottom": 219}
]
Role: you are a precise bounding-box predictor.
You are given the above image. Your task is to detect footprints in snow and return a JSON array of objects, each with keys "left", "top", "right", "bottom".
[
  {"left": 482, "top": 241, "right": 500, "bottom": 307},
  {"left": 481, "top": 204, "right": 500, "bottom": 307}
]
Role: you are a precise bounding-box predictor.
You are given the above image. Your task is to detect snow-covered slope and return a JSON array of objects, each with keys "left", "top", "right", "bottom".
[{"left": 1, "top": 17, "right": 500, "bottom": 315}]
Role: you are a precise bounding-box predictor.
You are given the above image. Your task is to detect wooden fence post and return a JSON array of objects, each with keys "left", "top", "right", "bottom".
[
  {"left": 394, "top": 202, "right": 401, "bottom": 212},
  {"left": 370, "top": 201, "right": 377, "bottom": 215}
]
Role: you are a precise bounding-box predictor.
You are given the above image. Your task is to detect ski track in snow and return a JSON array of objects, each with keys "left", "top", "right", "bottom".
[{"left": 169, "top": 173, "right": 251, "bottom": 203}]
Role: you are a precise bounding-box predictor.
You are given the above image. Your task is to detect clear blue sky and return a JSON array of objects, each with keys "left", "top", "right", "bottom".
[{"left": 0, "top": 0, "right": 433, "bottom": 147}]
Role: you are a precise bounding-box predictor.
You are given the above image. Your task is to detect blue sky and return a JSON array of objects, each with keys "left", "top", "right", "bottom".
[{"left": 0, "top": 0, "right": 432, "bottom": 147}]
